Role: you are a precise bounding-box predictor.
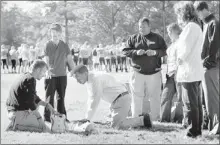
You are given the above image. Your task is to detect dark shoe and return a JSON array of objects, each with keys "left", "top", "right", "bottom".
[
  {"left": 66, "top": 119, "right": 70, "bottom": 123},
  {"left": 44, "top": 118, "right": 51, "bottom": 123},
  {"left": 143, "top": 113, "right": 152, "bottom": 128},
  {"left": 186, "top": 131, "right": 198, "bottom": 138}
]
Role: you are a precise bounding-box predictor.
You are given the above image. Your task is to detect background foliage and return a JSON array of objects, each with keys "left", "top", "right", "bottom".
[{"left": 1, "top": 1, "right": 219, "bottom": 48}]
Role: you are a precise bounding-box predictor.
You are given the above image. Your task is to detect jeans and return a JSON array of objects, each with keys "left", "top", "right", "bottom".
[{"left": 160, "top": 74, "right": 183, "bottom": 123}]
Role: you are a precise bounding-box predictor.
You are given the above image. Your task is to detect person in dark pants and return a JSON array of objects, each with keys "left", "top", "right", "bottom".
[
  {"left": 9, "top": 46, "right": 17, "bottom": 73},
  {"left": 1, "top": 44, "right": 9, "bottom": 73},
  {"left": 174, "top": 1, "right": 204, "bottom": 138},
  {"left": 44, "top": 23, "right": 75, "bottom": 123},
  {"left": 160, "top": 23, "right": 183, "bottom": 124},
  {"left": 194, "top": 1, "right": 220, "bottom": 135}
]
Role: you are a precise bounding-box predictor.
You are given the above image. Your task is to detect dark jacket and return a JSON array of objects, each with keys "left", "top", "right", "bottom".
[
  {"left": 6, "top": 73, "right": 42, "bottom": 111},
  {"left": 201, "top": 13, "right": 220, "bottom": 69},
  {"left": 123, "top": 32, "right": 167, "bottom": 75}
]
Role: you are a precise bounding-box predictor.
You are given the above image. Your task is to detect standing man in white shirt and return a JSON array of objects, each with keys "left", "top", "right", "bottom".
[
  {"left": 174, "top": 1, "right": 204, "bottom": 138},
  {"left": 73, "top": 65, "right": 152, "bottom": 129}
]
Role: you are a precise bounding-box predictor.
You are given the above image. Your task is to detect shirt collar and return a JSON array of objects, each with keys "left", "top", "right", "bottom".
[{"left": 203, "top": 13, "right": 215, "bottom": 24}]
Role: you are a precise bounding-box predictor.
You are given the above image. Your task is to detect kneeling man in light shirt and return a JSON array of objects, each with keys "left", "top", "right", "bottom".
[{"left": 73, "top": 65, "right": 152, "bottom": 129}]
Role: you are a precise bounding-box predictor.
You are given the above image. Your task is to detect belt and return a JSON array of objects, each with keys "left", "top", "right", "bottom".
[{"left": 112, "top": 91, "right": 129, "bottom": 104}]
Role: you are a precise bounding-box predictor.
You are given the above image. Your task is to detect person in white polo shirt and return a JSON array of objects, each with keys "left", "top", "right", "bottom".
[{"left": 73, "top": 65, "right": 152, "bottom": 129}]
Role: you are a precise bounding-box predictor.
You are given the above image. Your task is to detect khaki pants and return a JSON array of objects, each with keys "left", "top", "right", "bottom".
[
  {"left": 130, "top": 71, "right": 162, "bottom": 121},
  {"left": 110, "top": 94, "right": 145, "bottom": 129},
  {"left": 6, "top": 110, "right": 50, "bottom": 133}
]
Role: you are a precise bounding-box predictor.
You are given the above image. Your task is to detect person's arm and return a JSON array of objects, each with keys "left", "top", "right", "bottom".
[
  {"left": 85, "top": 79, "right": 102, "bottom": 121},
  {"left": 203, "top": 21, "right": 219, "bottom": 69},
  {"left": 177, "top": 23, "right": 200, "bottom": 63},
  {"left": 155, "top": 35, "right": 167, "bottom": 57},
  {"left": 65, "top": 44, "right": 75, "bottom": 72},
  {"left": 25, "top": 78, "right": 41, "bottom": 111},
  {"left": 122, "top": 35, "right": 139, "bottom": 58}
]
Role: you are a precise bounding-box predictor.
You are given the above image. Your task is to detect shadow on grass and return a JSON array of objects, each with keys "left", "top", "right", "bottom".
[
  {"left": 203, "top": 134, "right": 220, "bottom": 140},
  {"left": 134, "top": 123, "right": 181, "bottom": 133}
]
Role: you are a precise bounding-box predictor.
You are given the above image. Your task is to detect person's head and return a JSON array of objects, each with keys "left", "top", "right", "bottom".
[
  {"left": 36, "top": 42, "right": 40, "bottom": 47},
  {"left": 50, "top": 23, "right": 62, "bottom": 43},
  {"left": 167, "top": 23, "right": 182, "bottom": 42},
  {"left": 139, "top": 17, "right": 151, "bottom": 35},
  {"left": 29, "top": 45, "right": 34, "bottom": 49},
  {"left": 73, "top": 65, "right": 89, "bottom": 84},
  {"left": 23, "top": 44, "right": 28, "bottom": 49},
  {"left": 1, "top": 44, "right": 6, "bottom": 49},
  {"left": 11, "top": 45, "right": 15, "bottom": 50},
  {"left": 30, "top": 60, "right": 48, "bottom": 80},
  {"left": 174, "top": 1, "right": 198, "bottom": 28},
  {"left": 194, "top": 1, "right": 210, "bottom": 20}
]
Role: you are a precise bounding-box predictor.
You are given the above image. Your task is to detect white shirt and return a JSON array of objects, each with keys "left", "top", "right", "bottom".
[
  {"left": 22, "top": 47, "right": 29, "bottom": 61},
  {"left": 176, "top": 22, "right": 204, "bottom": 82},
  {"left": 17, "top": 47, "right": 22, "bottom": 59},
  {"left": 1, "top": 48, "right": 8, "bottom": 59},
  {"left": 166, "top": 41, "right": 178, "bottom": 76},
  {"left": 29, "top": 49, "right": 37, "bottom": 61},
  {"left": 9, "top": 49, "right": 17, "bottom": 60},
  {"left": 85, "top": 72, "right": 127, "bottom": 120}
]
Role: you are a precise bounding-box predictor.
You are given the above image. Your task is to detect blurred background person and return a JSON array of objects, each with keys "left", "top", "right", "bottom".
[
  {"left": 1, "top": 44, "right": 9, "bottom": 73},
  {"left": 9, "top": 45, "right": 18, "bottom": 73},
  {"left": 29, "top": 45, "right": 37, "bottom": 66},
  {"left": 22, "top": 44, "right": 30, "bottom": 73}
]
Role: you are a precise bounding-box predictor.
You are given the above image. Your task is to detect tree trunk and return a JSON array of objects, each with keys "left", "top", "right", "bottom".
[
  {"left": 111, "top": 5, "right": 116, "bottom": 44},
  {"left": 64, "top": 0, "right": 69, "bottom": 45},
  {"left": 162, "top": 1, "right": 166, "bottom": 64}
]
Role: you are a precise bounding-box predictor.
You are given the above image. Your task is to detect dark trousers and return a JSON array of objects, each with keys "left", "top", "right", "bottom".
[
  {"left": 201, "top": 88, "right": 209, "bottom": 129},
  {"left": 181, "top": 81, "right": 203, "bottom": 136},
  {"left": 202, "top": 67, "right": 219, "bottom": 134},
  {"left": 160, "top": 74, "right": 183, "bottom": 123},
  {"left": 44, "top": 76, "right": 67, "bottom": 122},
  {"left": 11, "top": 59, "right": 16, "bottom": 70}
]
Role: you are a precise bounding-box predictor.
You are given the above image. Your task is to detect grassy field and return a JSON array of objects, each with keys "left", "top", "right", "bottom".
[{"left": 1, "top": 71, "right": 219, "bottom": 144}]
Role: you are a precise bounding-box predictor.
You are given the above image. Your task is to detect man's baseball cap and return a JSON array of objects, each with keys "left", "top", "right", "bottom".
[{"left": 50, "top": 23, "right": 62, "bottom": 32}]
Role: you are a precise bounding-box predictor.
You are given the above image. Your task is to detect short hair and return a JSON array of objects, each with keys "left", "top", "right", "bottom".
[
  {"left": 31, "top": 59, "right": 48, "bottom": 71},
  {"left": 139, "top": 17, "right": 150, "bottom": 25},
  {"left": 174, "top": 1, "right": 199, "bottom": 23},
  {"left": 50, "top": 23, "right": 62, "bottom": 32},
  {"left": 167, "top": 23, "right": 182, "bottom": 35},
  {"left": 73, "top": 64, "right": 88, "bottom": 74},
  {"left": 194, "top": 1, "right": 209, "bottom": 11}
]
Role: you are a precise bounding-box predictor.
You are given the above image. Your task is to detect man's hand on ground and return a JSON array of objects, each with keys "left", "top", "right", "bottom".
[
  {"left": 78, "top": 119, "right": 90, "bottom": 124},
  {"left": 46, "top": 103, "right": 56, "bottom": 114}
]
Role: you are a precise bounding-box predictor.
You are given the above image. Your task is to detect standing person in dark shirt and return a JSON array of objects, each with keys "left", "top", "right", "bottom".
[
  {"left": 44, "top": 23, "right": 75, "bottom": 123},
  {"left": 123, "top": 17, "right": 167, "bottom": 122},
  {"left": 6, "top": 60, "right": 56, "bottom": 132},
  {"left": 194, "top": 1, "right": 220, "bottom": 135}
]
